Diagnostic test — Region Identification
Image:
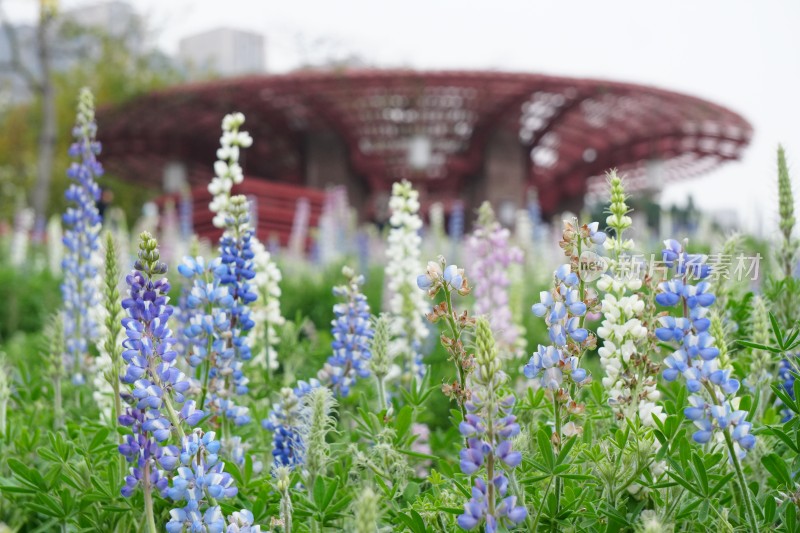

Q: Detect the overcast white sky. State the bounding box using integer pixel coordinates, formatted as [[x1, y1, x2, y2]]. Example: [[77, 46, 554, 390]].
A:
[[7, 0, 800, 236]]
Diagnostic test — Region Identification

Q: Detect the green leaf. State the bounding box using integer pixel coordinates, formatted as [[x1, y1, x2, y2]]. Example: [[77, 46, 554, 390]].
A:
[[690, 452, 708, 495], [7, 458, 45, 489], [762, 453, 792, 487], [666, 470, 702, 496], [312, 476, 326, 511], [709, 472, 735, 497], [88, 427, 110, 453], [537, 428, 555, 472], [557, 436, 577, 465], [395, 405, 413, 441], [769, 312, 784, 348], [736, 340, 782, 353]]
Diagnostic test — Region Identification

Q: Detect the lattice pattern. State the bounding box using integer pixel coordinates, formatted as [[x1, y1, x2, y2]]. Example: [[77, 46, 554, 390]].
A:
[[99, 70, 751, 216]]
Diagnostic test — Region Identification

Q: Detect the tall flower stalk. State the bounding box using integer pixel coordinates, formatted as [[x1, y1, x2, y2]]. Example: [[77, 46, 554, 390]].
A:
[[656, 238, 757, 532], [457, 318, 526, 531], [370, 314, 392, 411], [466, 202, 524, 359], [318, 266, 373, 397], [418, 258, 474, 419], [208, 113, 253, 229], [526, 219, 604, 517], [119, 232, 202, 532], [598, 172, 663, 427], [61, 87, 103, 384], [250, 238, 285, 379], [385, 180, 429, 383], [101, 232, 124, 459]]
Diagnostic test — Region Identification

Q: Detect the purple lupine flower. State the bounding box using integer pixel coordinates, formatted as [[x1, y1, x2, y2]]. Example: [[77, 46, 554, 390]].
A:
[[118, 232, 202, 501], [657, 238, 756, 457], [466, 203, 525, 356], [319, 267, 373, 397], [457, 318, 526, 531], [61, 88, 103, 384]]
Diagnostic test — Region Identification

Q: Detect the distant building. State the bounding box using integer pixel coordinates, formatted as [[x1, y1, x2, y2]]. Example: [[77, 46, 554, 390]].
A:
[[178, 28, 265, 78], [99, 70, 753, 244]]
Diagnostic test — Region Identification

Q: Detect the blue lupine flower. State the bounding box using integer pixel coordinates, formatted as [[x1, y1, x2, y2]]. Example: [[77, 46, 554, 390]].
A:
[[586, 221, 607, 245], [167, 429, 239, 532], [324, 268, 374, 397], [657, 238, 755, 457], [166, 503, 225, 533], [188, 196, 259, 427], [61, 88, 103, 384], [118, 232, 202, 497], [524, 344, 588, 390], [778, 357, 797, 421], [526, 262, 591, 392], [263, 379, 320, 468], [226, 509, 260, 532]]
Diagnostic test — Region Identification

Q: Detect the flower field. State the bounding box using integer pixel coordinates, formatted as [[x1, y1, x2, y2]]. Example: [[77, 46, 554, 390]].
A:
[[0, 87, 799, 533]]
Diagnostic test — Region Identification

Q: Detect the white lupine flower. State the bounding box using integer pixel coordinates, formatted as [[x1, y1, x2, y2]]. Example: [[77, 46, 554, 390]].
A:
[[208, 113, 252, 229], [384, 181, 429, 381], [599, 173, 662, 430], [249, 238, 284, 371]]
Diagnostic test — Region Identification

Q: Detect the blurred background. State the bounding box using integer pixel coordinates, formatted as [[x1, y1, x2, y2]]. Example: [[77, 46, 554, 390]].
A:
[[0, 0, 793, 430], [0, 0, 797, 244]]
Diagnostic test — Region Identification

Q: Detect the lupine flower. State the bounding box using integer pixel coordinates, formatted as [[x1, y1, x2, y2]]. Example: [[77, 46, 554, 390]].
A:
[[418, 256, 476, 410], [778, 357, 797, 422], [62, 87, 104, 384], [118, 404, 174, 497], [198, 196, 258, 427], [287, 197, 311, 259], [118, 232, 202, 499], [466, 202, 525, 358], [208, 112, 253, 229], [166, 429, 252, 533], [227, 509, 261, 533], [354, 486, 380, 533], [262, 380, 320, 468], [385, 180, 429, 380], [597, 171, 664, 427], [657, 238, 756, 458], [318, 266, 373, 397], [457, 318, 526, 532], [249, 238, 284, 373], [525, 262, 591, 390], [303, 387, 337, 488]]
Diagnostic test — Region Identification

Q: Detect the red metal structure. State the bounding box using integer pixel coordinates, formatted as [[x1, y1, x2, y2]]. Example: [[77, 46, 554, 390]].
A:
[[99, 69, 751, 240]]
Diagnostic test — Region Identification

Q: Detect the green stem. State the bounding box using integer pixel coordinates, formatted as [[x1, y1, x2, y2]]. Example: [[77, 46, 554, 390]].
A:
[[143, 463, 158, 533], [281, 491, 293, 533], [532, 474, 554, 532], [443, 288, 468, 424], [163, 395, 186, 441], [53, 374, 63, 430], [724, 431, 759, 533], [376, 376, 387, 412], [509, 471, 535, 531], [552, 396, 562, 527]]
